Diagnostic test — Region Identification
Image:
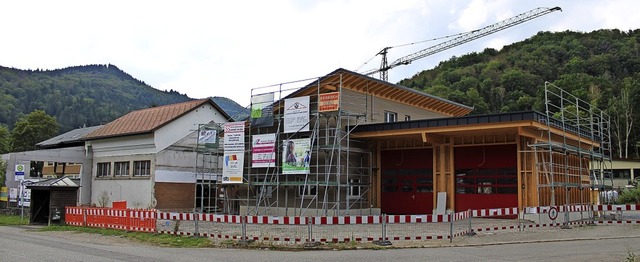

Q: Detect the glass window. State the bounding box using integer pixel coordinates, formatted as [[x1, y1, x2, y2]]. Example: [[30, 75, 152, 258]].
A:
[[97, 162, 110, 177], [384, 111, 397, 123], [612, 169, 631, 179], [349, 178, 361, 197], [298, 181, 317, 196], [133, 160, 151, 177], [455, 168, 517, 194], [405, 115, 411, 121], [114, 162, 130, 177]]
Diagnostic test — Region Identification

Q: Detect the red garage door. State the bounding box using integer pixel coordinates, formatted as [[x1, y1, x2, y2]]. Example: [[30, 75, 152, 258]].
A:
[[454, 145, 518, 212], [381, 149, 433, 214]]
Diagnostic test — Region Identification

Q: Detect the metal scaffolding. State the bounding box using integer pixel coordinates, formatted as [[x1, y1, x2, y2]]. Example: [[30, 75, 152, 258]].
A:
[[529, 82, 612, 208], [245, 73, 373, 216], [193, 123, 225, 214]]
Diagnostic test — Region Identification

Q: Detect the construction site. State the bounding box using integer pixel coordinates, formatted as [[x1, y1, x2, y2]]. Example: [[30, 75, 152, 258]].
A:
[[190, 6, 613, 216]]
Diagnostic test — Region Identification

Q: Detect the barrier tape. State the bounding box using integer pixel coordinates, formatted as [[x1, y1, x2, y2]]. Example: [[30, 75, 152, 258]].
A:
[[472, 207, 519, 218], [70, 204, 640, 243]]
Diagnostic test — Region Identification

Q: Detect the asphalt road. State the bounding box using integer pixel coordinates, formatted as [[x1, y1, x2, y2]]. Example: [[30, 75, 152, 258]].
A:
[[1, 225, 639, 262]]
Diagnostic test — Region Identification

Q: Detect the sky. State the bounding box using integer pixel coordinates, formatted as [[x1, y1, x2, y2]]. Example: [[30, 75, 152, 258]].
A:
[[2, 0, 640, 107]]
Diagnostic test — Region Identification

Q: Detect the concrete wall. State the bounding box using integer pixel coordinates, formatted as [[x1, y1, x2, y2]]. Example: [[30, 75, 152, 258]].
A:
[[89, 152, 155, 207], [3, 147, 92, 205], [88, 134, 155, 157], [91, 179, 152, 208]]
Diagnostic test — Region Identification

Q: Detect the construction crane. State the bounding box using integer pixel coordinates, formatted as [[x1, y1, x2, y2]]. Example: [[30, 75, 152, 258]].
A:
[[367, 6, 562, 82]]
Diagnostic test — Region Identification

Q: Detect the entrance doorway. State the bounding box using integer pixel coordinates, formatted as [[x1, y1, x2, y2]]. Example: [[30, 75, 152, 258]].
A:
[[381, 149, 433, 214], [454, 145, 518, 212]]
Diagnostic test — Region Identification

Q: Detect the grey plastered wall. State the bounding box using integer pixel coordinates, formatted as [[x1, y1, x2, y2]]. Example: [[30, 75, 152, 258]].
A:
[[4, 147, 91, 205]]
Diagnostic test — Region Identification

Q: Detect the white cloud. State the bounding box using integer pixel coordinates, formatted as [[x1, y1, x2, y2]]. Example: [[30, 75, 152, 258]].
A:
[[1, 0, 640, 107]]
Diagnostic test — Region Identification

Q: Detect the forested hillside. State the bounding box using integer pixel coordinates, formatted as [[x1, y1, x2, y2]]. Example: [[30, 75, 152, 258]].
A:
[[399, 29, 640, 158], [0, 64, 191, 132]]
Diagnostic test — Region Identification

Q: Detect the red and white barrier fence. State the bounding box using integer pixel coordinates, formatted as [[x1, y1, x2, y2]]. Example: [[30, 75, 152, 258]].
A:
[[68, 204, 640, 244], [472, 207, 519, 218], [593, 204, 640, 212]]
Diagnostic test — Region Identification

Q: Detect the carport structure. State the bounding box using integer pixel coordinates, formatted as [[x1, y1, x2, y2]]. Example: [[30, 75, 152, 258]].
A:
[[26, 177, 79, 225], [351, 110, 603, 214]]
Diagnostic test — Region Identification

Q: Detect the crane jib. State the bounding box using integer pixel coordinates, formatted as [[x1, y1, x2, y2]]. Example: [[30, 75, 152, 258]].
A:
[[370, 6, 562, 82]]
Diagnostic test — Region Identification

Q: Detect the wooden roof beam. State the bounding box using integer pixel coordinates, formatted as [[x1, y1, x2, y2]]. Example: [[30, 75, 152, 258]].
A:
[[422, 133, 446, 144]]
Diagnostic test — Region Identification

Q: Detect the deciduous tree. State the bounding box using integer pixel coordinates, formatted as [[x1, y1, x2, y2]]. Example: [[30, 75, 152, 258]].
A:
[[9, 110, 59, 152]]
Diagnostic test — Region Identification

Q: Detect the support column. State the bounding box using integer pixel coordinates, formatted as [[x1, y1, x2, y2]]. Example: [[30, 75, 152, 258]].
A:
[[433, 142, 454, 212]]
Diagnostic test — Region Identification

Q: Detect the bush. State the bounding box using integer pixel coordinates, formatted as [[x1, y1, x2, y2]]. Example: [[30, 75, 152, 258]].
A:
[[617, 188, 640, 204]]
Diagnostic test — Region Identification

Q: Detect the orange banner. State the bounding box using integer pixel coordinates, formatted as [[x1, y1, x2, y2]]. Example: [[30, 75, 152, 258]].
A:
[[319, 92, 339, 112]]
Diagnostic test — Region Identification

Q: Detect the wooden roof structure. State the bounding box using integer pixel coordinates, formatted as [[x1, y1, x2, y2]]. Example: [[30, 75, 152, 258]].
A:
[[285, 68, 473, 117]]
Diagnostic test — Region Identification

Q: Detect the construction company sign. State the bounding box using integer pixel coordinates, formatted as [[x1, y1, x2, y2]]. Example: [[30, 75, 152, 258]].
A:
[[222, 122, 245, 184], [284, 96, 310, 133], [319, 92, 340, 112]]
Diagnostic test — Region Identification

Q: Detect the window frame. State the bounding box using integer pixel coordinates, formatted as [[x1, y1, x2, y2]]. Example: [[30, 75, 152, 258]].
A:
[[96, 162, 111, 177], [348, 178, 362, 198], [133, 160, 151, 177], [298, 181, 317, 197], [113, 161, 130, 177], [384, 111, 398, 123]]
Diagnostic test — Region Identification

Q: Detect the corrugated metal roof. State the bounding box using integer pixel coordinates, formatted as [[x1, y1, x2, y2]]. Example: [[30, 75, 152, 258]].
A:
[[36, 125, 103, 149], [84, 98, 226, 140], [27, 177, 79, 188]]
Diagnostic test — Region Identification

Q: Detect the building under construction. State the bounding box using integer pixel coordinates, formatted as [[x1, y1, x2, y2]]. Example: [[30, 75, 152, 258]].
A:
[[193, 68, 611, 216]]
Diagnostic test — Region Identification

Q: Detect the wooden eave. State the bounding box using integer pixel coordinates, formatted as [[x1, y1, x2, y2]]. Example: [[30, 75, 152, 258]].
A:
[[351, 120, 600, 147], [275, 69, 473, 117]]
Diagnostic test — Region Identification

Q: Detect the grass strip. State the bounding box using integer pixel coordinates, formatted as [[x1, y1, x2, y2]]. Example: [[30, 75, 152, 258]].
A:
[[0, 215, 28, 226], [39, 225, 215, 248]]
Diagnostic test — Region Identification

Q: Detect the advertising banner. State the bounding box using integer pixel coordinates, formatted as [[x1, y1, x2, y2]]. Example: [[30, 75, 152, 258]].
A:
[[222, 152, 244, 184], [282, 138, 311, 174], [250, 93, 274, 127], [284, 96, 310, 133], [223, 122, 245, 184], [197, 127, 218, 149], [252, 133, 276, 168], [319, 92, 340, 112], [223, 122, 245, 152]]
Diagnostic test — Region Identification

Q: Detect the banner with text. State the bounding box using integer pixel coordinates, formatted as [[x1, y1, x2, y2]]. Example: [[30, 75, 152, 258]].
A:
[[319, 92, 340, 112], [284, 96, 310, 133], [252, 133, 276, 168], [223, 122, 245, 184]]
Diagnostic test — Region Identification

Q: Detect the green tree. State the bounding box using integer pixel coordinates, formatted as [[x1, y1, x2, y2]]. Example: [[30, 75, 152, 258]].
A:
[[9, 110, 59, 152], [0, 159, 6, 186], [0, 126, 9, 154]]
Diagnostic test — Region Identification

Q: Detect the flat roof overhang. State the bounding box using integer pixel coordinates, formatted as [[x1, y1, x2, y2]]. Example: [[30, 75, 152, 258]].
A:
[[350, 111, 600, 147]]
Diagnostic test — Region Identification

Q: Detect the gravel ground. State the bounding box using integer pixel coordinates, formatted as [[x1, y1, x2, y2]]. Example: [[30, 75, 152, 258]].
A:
[[28, 219, 640, 250]]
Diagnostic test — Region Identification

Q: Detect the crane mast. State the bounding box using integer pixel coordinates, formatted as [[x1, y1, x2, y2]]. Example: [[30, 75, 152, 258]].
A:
[[371, 6, 562, 82]]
